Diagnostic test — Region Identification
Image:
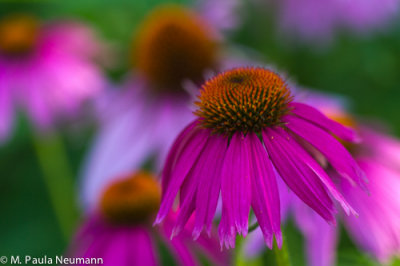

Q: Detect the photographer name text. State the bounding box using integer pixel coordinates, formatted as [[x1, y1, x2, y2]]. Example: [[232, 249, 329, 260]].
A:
[[0, 255, 103, 265]]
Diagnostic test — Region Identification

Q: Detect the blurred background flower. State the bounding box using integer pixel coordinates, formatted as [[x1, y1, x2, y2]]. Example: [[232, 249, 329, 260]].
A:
[[294, 94, 400, 265], [0, 13, 106, 141], [69, 171, 229, 266], [80, 2, 243, 212], [274, 0, 399, 42]]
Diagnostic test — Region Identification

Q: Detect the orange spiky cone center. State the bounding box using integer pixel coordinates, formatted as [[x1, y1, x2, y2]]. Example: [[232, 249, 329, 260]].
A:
[[100, 172, 161, 225], [0, 14, 39, 55], [195, 67, 293, 136], [134, 5, 218, 92]]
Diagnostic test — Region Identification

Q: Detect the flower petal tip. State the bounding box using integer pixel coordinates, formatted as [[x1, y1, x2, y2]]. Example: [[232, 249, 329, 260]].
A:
[[170, 226, 182, 240], [192, 228, 201, 240], [153, 214, 165, 226]]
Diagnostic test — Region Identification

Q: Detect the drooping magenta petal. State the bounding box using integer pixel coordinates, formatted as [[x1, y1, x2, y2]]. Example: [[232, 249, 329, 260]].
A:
[[247, 132, 282, 248], [273, 127, 357, 216], [169, 133, 226, 240], [100, 231, 129, 266], [219, 133, 251, 248], [263, 128, 336, 224], [162, 212, 228, 266], [160, 215, 198, 266], [192, 134, 227, 239], [289, 102, 360, 142], [341, 159, 400, 262], [156, 123, 209, 224], [294, 199, 337, 266], [162, 120, 199, 199], [283, 115, 366, 189], [171, 130, 227, 238], [168, 239, 198, 266], [130, 227, 158, 266], [218, 209, 236, 249], [172, 176, 198, 237]]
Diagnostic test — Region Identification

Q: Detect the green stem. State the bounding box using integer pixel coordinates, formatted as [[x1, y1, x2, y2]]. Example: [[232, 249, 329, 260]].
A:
[[248, 221, 259, 233], [391, 258, 400, 266], [273, 234, 291, 266], [234, 236, 246, 266], [32, 132, 79, 242]]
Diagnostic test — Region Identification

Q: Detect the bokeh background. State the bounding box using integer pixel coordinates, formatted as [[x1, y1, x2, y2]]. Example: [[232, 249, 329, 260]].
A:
[[1, 0, 400, 265]]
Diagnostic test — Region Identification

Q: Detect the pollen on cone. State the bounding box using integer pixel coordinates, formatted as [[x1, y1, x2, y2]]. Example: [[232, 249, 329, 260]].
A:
[[195, 67, 293, 135]]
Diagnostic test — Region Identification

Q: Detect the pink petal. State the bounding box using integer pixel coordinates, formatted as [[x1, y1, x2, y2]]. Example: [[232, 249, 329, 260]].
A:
[[219, 133, 251, 248], [247, 132, 282, 248], [263, 128, 336, 224], [274, 127, 357, 216], [289, 102, 360, 142], [162, 120, 199, 199], [156, 123, 209, 224], [284, 115, 366, 189], [130, 227, 158, 266], [193, 134, 227, 239]]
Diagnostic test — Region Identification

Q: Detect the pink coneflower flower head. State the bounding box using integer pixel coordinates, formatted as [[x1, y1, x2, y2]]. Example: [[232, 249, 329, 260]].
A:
[[70, 171, 228, 266], [155, 67, 365, 249], [133, 5, 219, 91], [0, 14, 104, 140], [290, 94, 400, 265], [81, 4, 241, 210]]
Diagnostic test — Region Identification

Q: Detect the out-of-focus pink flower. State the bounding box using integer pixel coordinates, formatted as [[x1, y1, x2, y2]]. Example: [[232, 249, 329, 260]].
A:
[[277, 0, 399, 41], [69, 172, 229, 266], [0, 14, 106, 141], [195, 0, 242, 32], [293, 197, 338, 266], [293, 93, 400, 265], [155, 67, 364, 249], [81, 3, 243, 211]]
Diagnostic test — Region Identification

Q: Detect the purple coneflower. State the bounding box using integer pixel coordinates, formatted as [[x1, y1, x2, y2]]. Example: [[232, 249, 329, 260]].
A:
[[155, 67, 365, 249], [292, 98, 400, 265], [81, 3, 242, 211], [69, 172, 229, 266], [0, 14, 105, 140]]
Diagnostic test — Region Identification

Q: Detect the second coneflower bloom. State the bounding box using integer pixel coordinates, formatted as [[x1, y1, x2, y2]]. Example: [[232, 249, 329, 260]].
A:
[[0, 14, 105, 141], [155, 67, 365, 249]]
